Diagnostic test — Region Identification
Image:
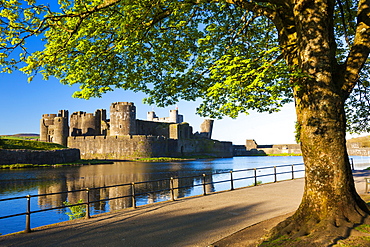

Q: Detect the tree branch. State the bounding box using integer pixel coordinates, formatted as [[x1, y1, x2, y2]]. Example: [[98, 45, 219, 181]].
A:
[[342, 0, 370, 98]]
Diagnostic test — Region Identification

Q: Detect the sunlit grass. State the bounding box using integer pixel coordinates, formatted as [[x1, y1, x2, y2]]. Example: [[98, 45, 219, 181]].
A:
[[0, 159, 114, 169], [0, 138, 66, 150]]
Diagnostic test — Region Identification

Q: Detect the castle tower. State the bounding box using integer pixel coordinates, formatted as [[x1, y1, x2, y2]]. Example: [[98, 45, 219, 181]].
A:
[[40, 110, 69, 146], [110, 102, 136, 136], [200, 119, 214, 139], [81, 113, 96, 136], [246, 139, 258, 150], [95, 109, 106, 135], [40, 114, 57, 142], [169, 110, 178, 123], [147, 111, 156, 121], [70, 111, 83, 136], [53, 110, 69, 146]]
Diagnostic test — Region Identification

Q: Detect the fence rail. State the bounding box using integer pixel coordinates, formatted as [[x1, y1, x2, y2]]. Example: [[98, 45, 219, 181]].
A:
[[0, 163, 305, 234]]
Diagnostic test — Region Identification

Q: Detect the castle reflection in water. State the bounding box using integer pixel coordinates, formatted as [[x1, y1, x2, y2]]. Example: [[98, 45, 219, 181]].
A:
[[1, 161, 216, 213]]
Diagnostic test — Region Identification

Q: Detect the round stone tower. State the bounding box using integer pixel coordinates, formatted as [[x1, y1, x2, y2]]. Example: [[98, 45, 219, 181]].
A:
[[53, 110, 69, 146], [82, 113, 96, 136], [110, 102, 136, 136]]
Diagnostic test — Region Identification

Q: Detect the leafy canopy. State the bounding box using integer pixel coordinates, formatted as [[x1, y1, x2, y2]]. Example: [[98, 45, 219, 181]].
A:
[[0, 0, 369, 130]]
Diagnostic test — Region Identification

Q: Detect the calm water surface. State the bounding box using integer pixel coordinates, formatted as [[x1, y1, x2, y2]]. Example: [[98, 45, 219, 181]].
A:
[[0, 156, 368, 235]]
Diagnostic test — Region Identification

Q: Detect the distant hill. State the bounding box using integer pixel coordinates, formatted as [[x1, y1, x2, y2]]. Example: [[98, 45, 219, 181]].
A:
[[13, 133, 39, 137], [347, 136, 370, 148], [0, 134, 40, 140]]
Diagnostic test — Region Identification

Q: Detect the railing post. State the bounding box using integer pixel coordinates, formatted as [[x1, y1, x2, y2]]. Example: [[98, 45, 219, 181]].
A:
[[274, 166, 277, 182], [85, 188, 90, 219], [230, 171, 234, 190], [131, 182, 136, 208], [202, 174, 207, 195], [254, 168, 257, 186], [291, 165, 294, 179], [25, 195, 31, 233], [170, 177, 175, 201]]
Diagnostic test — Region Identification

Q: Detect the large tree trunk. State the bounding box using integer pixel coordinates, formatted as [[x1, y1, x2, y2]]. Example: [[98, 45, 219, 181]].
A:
[[264, 82, 370, 245], [263, 0, 370, 245]]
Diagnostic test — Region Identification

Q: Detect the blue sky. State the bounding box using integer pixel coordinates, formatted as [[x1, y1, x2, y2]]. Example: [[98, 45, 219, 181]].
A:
[[0, 68, 303, 145]]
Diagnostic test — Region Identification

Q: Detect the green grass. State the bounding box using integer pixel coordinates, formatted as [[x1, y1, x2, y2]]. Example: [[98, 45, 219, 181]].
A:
[[0, 138, 66, 150], [266, 153, 302, 156], [134, 157, 196, 162], [244, 153, 302, 157], [0, 159, 114, 169], [133, 155, 220, 162]]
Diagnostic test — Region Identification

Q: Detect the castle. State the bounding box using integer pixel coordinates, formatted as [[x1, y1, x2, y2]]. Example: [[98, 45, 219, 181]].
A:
[[40, 102, 233, 159]]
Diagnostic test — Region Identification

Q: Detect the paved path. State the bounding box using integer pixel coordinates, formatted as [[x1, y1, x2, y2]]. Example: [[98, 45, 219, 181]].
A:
[[1, 170, 369, 247]]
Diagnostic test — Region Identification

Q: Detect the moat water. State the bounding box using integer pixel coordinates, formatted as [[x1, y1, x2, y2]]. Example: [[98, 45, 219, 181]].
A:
[[1, 156, 369, 236]]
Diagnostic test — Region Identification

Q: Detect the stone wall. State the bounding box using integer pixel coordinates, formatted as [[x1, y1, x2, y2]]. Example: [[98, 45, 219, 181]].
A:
[[135, 120, 171, 138], [0, 148, 80, 165], [347, 147, 370, 156], [68, 135, 177, 159], [233, 140, 302, 156], [68, 135, 233, 159], [178, 139, 233, 157]]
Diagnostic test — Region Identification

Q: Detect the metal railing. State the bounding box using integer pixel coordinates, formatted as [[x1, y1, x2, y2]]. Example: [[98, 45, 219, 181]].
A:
[[0, 163, 305, 234]]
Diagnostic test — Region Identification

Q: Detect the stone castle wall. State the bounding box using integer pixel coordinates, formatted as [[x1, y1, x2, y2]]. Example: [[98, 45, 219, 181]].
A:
[[233, 140, 301, 156], [0, 149, 80, 165], [68, 135, 233, 159], [178, 139, 233, 157]]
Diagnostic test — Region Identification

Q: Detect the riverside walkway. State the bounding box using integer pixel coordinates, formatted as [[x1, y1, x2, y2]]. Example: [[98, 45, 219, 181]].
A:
[[1, 170, 369, 247]]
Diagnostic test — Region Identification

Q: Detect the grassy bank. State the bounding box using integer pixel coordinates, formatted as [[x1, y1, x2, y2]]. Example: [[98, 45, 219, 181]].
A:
[[0, 160, 114, 169], [266, 153, 302, 156], [242, 153, 302, 157], [0, 138, 66, 150], [133, 155, 219, 162], [134, 157, 196, 162]]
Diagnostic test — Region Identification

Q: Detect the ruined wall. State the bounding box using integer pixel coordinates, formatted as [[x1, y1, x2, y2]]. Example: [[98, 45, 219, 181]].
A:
[[347, 147, 370, 156], [177, 139, 233, 157], [169, 123, 192, 140], [0, 148, 80, 165], [135, 120, 171, 138], [68, 135, 178, 159], [70, 109, 106, 136], [257, 144, 302, 155], [147, 109, 183, 123], [67, 136, 232, 159], [199, 119, 214, 139], [40, 114, 57, 142], [233, 140, 301, 156]]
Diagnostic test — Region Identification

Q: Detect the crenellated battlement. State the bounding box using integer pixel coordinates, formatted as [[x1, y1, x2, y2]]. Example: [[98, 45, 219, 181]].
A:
[[42, 114, 57, 118]]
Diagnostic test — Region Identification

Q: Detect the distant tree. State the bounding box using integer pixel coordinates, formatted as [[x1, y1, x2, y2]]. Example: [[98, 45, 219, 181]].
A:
[[2, 0, 370, 245]]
